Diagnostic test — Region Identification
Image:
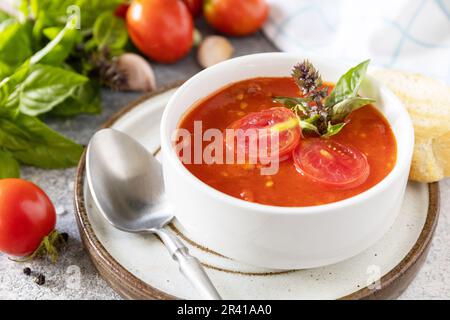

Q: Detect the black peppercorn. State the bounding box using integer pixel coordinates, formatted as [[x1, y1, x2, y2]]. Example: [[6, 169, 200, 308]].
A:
[[23, 267, 31, 276], [61, 232, 69, 243], [34, 274, 45, 286]]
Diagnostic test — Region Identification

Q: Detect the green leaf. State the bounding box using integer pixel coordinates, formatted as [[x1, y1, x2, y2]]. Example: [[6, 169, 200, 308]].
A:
[[31, 12, 47, 43], [0, 61, 14, 80], [0, 149, 20, 178], [0, 10, 12, 23], [0, 60, 30, 108], [93, 11, 128, 51], [0, 21, 32, 71], [31, 0, 121, 31], [18, 64, 88, 116], [0, 20, 78, 110], [30, 16, 75, 65], [76, 0, 123, 29], [331, 97, 375, 122], [0, 113, 84, 168], [304, 114, 320, 124], [323, 122, 346, 138], [325, 60, 370, 108], [299, 120, 319, 135], [49, 81, 101, 117], [29, 0, 72, 43], [18, 0, 30, 19], [30, 0, 75, 28], [40, 26, 81, 65], [273, 96, 309, 109]]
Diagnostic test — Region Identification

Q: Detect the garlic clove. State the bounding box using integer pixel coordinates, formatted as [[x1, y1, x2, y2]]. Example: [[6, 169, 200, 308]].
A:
[[197, 35, 234, 69], [116, 53, 156, 92]]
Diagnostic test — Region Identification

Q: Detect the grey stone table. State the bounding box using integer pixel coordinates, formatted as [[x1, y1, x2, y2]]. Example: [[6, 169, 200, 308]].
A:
[[0, 28, 449, 300]]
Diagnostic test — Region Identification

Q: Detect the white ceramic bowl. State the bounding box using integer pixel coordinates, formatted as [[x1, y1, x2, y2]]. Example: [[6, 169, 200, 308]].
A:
[[160, 53, 414, 269]]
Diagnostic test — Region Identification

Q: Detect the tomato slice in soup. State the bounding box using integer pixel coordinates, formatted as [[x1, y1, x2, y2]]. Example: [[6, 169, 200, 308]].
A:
[[226, 107, 301, 162], [293, 138, 370, 189]]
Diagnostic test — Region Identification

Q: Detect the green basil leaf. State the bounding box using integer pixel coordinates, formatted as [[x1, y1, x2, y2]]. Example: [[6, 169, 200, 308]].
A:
[[0, 10, 12, 23], [304, 114, 320, 124], [0, 61, 14, 80], [29, 0, 72, 42], [273, 96, 310, 109], [1, 19, 80, 110], [40, 26, 81, 65], [31, 12, 47, 42], [93, 11, 128, 51], [0, 60, 30, 108], [30, 0, 67, 17], [18, 64, 88, 116], [323, 122, 346, 138], [30, 16, 75, 65], [331, 97, 375, 122], [299, 120, 319, 135], [0, 115, 39, 150], [30, 0, 75, 27], [0, 113, 83, 168], [18, 0, 30, 18], [0, 21, 32, 71], [325, 60, 370, 108], [0, 149, 20, 178], [76, 0, 122, 29], [49, 80, 101, 117]]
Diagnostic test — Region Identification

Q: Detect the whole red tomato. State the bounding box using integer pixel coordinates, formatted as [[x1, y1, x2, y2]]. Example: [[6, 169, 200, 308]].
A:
[[0, 179, 56, 257], [182, 0, 202, 17], [126, 0, 194, 63], [204, 0, 269, 36], [114, 3, 130, 18]]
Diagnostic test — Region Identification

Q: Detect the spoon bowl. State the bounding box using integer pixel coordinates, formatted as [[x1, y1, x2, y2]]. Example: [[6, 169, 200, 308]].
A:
[[87, 129, 171, 232]]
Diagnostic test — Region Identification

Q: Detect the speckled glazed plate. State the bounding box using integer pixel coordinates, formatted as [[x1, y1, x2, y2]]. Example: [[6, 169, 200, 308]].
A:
[[74, 83, 440, 300]]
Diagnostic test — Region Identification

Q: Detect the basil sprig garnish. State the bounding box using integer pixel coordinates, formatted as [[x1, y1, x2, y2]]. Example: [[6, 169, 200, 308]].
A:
[[274, 59, 375, 137]]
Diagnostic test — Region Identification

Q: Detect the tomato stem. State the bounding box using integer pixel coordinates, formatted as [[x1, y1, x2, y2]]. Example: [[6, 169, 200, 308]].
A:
[[8, 230, 67, 263]]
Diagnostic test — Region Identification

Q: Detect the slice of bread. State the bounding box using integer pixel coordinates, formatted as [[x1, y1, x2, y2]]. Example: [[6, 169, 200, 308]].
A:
[[372, 69, 450, 182]]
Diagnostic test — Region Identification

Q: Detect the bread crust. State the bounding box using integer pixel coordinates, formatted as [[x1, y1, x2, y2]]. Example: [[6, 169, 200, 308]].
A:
[[372, 69, 450, 182]]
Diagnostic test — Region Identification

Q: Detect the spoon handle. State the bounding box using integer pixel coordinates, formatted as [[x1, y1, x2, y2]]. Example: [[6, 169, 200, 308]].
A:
[[156, 227, 222, 300]]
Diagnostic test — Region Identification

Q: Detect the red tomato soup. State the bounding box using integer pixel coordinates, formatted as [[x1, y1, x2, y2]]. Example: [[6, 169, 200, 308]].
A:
[[177, 77, 397, 207]]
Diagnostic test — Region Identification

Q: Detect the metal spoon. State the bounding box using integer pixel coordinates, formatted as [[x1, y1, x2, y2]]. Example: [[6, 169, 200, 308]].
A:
[[86, 128, 222, 300]]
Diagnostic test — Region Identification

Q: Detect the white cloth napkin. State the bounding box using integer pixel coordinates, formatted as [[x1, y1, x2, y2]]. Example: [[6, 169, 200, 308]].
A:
[[263, 0, 450, 83]]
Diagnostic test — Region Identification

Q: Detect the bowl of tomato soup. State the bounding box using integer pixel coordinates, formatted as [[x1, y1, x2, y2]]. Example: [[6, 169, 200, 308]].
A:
[[161, 53, 414, 269]]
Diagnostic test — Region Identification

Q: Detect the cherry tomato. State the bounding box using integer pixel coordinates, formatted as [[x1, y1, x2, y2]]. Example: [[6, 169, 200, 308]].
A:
[[126, 0, 194, 63], [292, 139, 370, 189], [114, 3, 130, 18], [182, 0, 203, 17], [0, 179, 56, 257], [226, 107, 301, 162], [204, 0, 269, 36]]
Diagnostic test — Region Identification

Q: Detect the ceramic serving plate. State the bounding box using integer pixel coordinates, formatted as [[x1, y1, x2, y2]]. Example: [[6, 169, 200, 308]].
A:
[[74, 84, 440, 299]]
